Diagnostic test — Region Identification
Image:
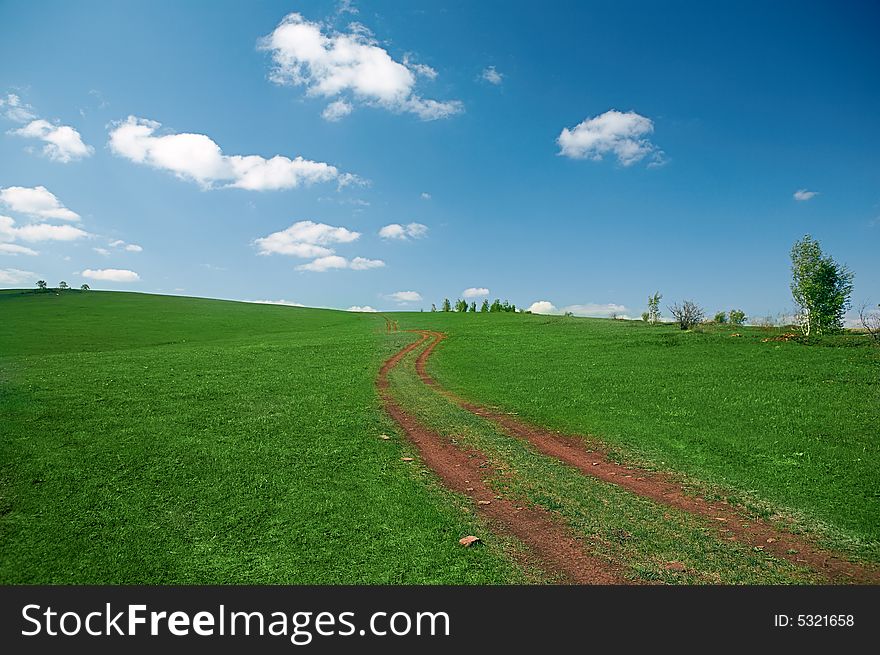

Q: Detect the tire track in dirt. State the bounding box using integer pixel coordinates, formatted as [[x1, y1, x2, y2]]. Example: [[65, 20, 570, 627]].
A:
[[413, 330, 879, 584], [379, 332, 625, 584]]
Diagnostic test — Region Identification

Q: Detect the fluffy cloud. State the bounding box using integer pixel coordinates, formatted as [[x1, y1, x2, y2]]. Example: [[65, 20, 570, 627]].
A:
[[378, 222, 428, 240], [81, 268, 140, 282], [0, 267, 36, 284], [388, 290, 422, 303], [0, 215, 89, 243], [108, 239, 143, 253], [296, 255, 349, 272], [462, 287, 489, 298], [793, 189, 818, 201], [481, 66, 503, 85], [259, 13, 463, 121], [322, 99, 353, 122], [0, 243, 38, 256], [0, 186, 80, 220], [347, 305, 378, 312], [420, 192, 431, 200], [558, 110, 662, 166], [526, 300, 630, 318], [11, 119, 94, 162], [248, 299, 306, 307], [0, 94, 36, 123], [93, 247, 111, 256], [255, 220, 360, 257], [108, 116, 353, 190], [527, 300, 557, 314], [349, 256, 384, 270]]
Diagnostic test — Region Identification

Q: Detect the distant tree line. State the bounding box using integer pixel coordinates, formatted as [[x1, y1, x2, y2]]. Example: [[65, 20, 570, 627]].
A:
[[431, 298, 519, 313], [35, 280, 89, 292]]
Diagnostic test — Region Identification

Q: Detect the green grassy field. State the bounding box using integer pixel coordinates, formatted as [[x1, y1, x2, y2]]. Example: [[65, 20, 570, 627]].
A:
[[396, 312, 879, 558], [2, 290, 876, 584], [0, 290, 520, 583]]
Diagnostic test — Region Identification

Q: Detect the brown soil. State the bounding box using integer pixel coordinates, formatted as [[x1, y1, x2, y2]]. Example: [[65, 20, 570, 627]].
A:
[[412, 330, 879, 584], [379, 332, 625, 584]]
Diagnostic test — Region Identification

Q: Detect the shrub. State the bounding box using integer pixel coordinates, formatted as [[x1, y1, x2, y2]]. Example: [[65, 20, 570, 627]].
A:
[[728, 309, 746, 326], [668, 300, 705, 330], [714, 311, 727, 324]]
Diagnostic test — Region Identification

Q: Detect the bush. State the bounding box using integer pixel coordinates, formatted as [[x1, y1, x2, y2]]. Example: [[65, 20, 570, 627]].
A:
[[728, 309, 746, 326], [668, 300, 705, 330], [714, 311, 727, 324]]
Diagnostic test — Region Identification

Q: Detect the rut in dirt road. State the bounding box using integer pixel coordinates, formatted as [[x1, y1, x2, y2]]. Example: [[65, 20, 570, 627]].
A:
[[411, 330, 879, 585], [378, 332, 626, 585]]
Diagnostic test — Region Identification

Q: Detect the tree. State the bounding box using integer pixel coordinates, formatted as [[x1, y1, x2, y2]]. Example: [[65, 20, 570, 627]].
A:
[[790, 235, 854, 336], [469, 301, 477, 312], [490, 299, 502, 312], [859, 303, 880, 344], [58, 281, 69, 291], [713, 311, 727, 324], [80, 284, 90, 291], [480, 299, 489, 313], [641, 311, 650, 323], [36, 280, 47, 292], [454, 298, 468, 312], [728, 309, 746, 326], [668, 300, 704, 330], [646, 292, 662, 325], [431, 303, 437, 312], [441, 298, 452, 312]]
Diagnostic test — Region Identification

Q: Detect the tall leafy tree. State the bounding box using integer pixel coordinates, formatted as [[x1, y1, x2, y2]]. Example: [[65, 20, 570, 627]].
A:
[[480, 299, 490, 312], [790, 235, 854, 336], [36, 280, 47, 291], [441, 298, 452, 312], [469, 301, 477, 312]]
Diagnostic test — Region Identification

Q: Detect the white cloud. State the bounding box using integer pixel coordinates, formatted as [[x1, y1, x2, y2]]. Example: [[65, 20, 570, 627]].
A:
[[255, 220, 360, 257], [558, 109, 662, 166], [527, 299, 630, 317], [562, 303, 629, 317], [11, 119, 94, 162], [0, 215, 89, 242], [259, 13, 463, 121], [0, 267, 36, 284], [481, 66, 503, 85], [81, 268, 140, 282], [420, 192, 431, 200], [347, 305, 377, 312], [378, 222, 428, 240], [0, 243, 38, 256], [108, 239, 143, 252], [93, 247, 111, 256], [248, 299, 306, 307], [0, 94, 36, 123], [321, 99, 353, 121], [125, 243, 143, 252], [463, 287, 489, 298], [527, 300, 558, 314], [296, 255, 349, 272], [0, 185, 80, 220], [349, 256, 384, 270], [389, 290, 422, 303], [793, 189, 818, 201], [108, 116, 351, 191]]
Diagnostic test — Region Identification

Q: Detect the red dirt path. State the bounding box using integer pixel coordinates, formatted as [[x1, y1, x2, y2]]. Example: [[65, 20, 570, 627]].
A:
[[379, 332, 625, 584], [412, 330, 879, 585]]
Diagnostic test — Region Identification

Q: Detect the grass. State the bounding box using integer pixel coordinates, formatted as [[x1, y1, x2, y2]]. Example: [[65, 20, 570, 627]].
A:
[[0, 290, 522, 583], [394, 312, 879, 559], [386, 341, 822, 584]]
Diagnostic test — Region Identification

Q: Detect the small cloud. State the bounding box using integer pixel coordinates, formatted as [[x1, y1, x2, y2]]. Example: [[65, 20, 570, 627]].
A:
[[10, 119, 94, 163], [93, 247, 111, 256], [462, 287, 489, 298], [562, 302, 629, 318], [0, 185, 80, 220], [388, 290, 422, 303], [481, 66, 503, 85], [420, 192, 431, 200], [295, 255, 384, 272], [349, 256, 385, 270], [0, 267, 37, 284], [322, 99, 353, 122], [255, 220, 360, 257], [248, 299, 306, 307], [0, 243, 39, 256], [557, 109, 662, 166], [527, 300, 558, 314], [0, 215, 89, 242], [81, 268, 140, 282], [0, 93, 36, 123], [793, 189, 818, 201], [347, 305, 378, 312], [378, 222, 428, 240]]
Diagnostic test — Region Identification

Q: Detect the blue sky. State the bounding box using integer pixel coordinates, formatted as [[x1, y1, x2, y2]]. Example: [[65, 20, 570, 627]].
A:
[[1, 0, 877, 320]]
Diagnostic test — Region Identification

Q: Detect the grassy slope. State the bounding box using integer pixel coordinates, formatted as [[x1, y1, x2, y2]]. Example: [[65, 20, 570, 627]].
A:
[[0, 291, 520, 584], [395, 312, 879, 556]]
